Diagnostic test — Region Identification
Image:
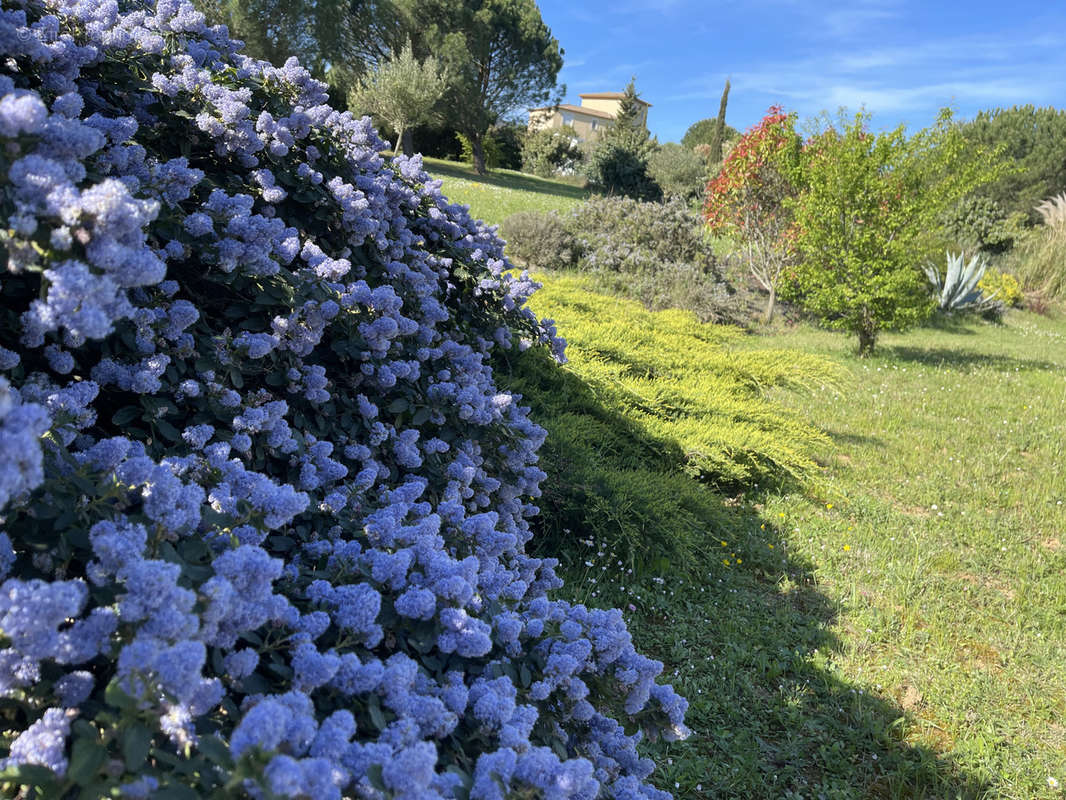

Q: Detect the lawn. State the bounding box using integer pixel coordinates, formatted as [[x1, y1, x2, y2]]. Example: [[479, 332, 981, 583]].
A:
[[422, 156, 588, 225], [426, 157, 1066, 798], [541, 302, 1066, 800]]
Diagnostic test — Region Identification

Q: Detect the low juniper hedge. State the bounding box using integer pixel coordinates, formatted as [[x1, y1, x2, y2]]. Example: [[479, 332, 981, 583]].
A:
[[0, 1, 687, 797]]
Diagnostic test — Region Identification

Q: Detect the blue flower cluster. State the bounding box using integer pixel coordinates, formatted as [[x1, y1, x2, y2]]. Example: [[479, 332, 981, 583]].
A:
[[0, 1, 686, 796]]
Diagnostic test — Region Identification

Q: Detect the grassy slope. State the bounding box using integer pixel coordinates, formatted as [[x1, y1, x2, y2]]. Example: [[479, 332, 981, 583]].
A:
[[429, 159, 1066, 798], [743, 316, 1066, 797], [422, 156, 587, 225]]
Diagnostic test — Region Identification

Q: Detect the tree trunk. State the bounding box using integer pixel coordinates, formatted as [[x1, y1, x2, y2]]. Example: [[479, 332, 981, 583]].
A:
[[394, 126, 404, 155], [470, 132, 487, 175], [401, 128, 414, 156], [762, 285, 776, 325], [857, 325, 876, 357]]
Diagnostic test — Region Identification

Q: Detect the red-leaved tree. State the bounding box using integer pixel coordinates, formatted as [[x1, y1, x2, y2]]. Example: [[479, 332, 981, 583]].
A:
[[704, 106, 802, 323]]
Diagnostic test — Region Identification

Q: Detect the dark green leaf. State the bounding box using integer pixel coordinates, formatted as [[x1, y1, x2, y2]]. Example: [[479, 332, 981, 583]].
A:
[[122, 724, 152, 771], [366, 763, 385, 792], [154, 784, 200, 800], [0, 764, 59, 788], [104, 680, 138, 712], [111, 406, 141, 426], [156, 419, 182, 442], [196, 734, 233, 768], [368, 694, 386, 730], [67, 737, 107, 785]]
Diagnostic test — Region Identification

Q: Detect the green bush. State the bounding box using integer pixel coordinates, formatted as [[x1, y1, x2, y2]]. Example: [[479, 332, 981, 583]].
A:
[[585, 139, 662, 201], [456, 125, 522, 169], [568, 195, 713, 269], [500, 211, 579, 268], [511, 275, 842, 567], [588, 264, 732, 324], [521, 124, 584, 177], [940, 196, 1025, 255], [563, 195, 736, 322], [646, 142, 706, 200], [487, 121, 524, 170]]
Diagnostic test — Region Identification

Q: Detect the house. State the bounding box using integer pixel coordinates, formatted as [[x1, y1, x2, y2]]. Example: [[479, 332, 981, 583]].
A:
[[528, 91, 651, 143]]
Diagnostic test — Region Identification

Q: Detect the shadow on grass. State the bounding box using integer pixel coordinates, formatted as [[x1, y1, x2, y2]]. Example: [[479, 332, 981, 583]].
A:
[[822, 428, 886, 448], [921, 313, 982, 335], [420, 158, 590, 203], [502, 349, 989, 799], [886, 345, 1059, 373]]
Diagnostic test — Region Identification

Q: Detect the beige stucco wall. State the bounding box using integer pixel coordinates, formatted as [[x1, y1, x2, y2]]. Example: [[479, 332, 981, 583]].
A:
[[528, 109, 612, 142], [578, 97, 620, 117], [579, 97, 648, 128]]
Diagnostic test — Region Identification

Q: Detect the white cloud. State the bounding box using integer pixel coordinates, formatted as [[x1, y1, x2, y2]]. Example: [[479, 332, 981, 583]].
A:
[[668, 24, 1066, 121]]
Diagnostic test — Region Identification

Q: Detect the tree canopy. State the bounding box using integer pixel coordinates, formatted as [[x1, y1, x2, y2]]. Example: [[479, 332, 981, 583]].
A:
[[784, 109, 1006, 355], [414, 0, 563, 174], [960, 105, 1066, 222], [349, 44, 448, 154], [681, 118, 739, 151]]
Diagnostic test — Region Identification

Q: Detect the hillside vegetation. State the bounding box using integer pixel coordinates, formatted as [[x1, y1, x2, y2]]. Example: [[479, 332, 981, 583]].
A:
[[505, 273, 841, 567], [435, 160, 1066, 797]]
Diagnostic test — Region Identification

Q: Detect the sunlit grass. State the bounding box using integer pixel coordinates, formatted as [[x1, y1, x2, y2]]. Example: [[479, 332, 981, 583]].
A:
[[421, 155, 1066, 798], [423, 156, 588, 226], [552, 311, 1066, 798]]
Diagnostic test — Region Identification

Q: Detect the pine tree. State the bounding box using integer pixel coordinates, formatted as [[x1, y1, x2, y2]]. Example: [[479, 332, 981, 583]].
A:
[[587, 77, 661, 200], [601, 77, 653, 158], [613, 77, 643, 130]]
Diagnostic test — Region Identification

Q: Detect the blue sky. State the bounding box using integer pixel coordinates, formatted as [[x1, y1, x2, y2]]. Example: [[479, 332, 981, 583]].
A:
[[533, 0, 1066, 142]]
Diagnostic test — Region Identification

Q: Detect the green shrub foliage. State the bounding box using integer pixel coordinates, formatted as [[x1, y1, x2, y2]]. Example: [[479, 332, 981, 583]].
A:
[[940, 196, 1024, 255], [961, 105, 1066, 222], [585, 141, 662, 201], [512, 276, 840, 567], [0, 2, 688, 797], [646, 143, 705, 201], [564, 197, 735, 323], [521, 125, 584, 178], [500, 211, 579, 269], [585, 79, 660, 201]]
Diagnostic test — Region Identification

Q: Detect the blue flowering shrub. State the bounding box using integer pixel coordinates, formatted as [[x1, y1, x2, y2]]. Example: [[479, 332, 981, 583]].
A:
[[0, 1, 687, 797]]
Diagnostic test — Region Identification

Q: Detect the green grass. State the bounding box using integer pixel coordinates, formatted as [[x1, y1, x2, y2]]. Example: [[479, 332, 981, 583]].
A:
[[423, 156, 588, 226], [421, 158, 1066, 798], [541, 310, 1066, 799]]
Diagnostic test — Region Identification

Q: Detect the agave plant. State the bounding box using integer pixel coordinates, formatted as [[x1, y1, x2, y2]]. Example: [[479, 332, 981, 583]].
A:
[[924, 251, 1002, 314]]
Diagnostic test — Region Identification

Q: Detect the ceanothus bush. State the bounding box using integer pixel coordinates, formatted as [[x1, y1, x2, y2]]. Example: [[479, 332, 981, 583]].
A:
[[0, 1, 688, 797]]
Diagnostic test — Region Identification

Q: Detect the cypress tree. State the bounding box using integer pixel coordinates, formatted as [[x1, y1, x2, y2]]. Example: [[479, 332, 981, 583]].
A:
[[709, 78, 731, 164]]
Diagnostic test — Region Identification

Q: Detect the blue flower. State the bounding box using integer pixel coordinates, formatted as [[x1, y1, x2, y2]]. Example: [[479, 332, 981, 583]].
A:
[[2, 708, 73, 776]]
